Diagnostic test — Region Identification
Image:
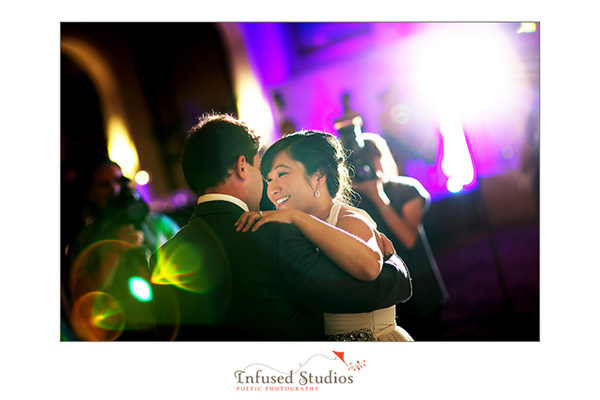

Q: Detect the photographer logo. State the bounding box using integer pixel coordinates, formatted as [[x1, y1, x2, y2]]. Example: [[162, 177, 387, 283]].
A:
[[234, 351, 366, 392]]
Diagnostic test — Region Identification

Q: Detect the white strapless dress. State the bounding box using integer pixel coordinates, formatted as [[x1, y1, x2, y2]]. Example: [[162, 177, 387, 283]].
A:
[[323, 201, 413, 341]]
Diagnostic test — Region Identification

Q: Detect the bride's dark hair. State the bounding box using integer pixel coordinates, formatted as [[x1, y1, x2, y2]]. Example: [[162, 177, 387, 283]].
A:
[[260, 131, 354, 204]]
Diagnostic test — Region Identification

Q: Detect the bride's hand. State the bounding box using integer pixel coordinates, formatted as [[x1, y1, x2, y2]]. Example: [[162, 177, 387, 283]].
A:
[[235, 210, 298, 232], [379, 232, 396, 260]]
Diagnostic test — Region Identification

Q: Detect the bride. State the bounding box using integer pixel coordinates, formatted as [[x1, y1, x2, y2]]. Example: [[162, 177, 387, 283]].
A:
[[235, 131, 413, 341]]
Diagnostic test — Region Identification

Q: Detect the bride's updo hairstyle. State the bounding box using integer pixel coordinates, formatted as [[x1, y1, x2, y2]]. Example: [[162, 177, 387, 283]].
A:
[[260, 131, 354, 204]]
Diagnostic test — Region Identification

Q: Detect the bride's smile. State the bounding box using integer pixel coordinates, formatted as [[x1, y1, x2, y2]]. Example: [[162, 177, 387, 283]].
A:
[[265, 151, 321, 214]]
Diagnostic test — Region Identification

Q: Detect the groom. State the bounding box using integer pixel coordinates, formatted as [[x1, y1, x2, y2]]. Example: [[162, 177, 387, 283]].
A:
[[149, 113, 412, 340]]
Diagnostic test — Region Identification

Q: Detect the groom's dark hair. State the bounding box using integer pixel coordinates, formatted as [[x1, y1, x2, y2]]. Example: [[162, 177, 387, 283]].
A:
[[182, 113, 261, 196]]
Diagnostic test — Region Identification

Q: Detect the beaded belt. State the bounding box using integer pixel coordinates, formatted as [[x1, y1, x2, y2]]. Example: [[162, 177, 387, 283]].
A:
[[325, 328, 376, 341]]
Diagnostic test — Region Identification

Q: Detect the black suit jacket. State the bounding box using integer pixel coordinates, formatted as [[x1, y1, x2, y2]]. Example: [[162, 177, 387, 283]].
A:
[[149, 200, 411, 341]]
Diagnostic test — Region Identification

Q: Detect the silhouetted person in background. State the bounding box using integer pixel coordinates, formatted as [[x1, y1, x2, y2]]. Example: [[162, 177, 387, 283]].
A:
[[66, 159, 179, 261], [62, 158, 179, 340], [334, 92, 363, 133], [273, 90, 297, 138], [338, 120, 448, 340], [520, 113, 540, 206]]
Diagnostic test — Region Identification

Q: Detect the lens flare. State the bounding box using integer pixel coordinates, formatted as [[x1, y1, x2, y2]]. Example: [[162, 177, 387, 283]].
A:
[[134, 170, 150, 186], [172, 192, 188, 207], [70, 240, 148, 301], [68, 239, 157, 337], [129, 277, 153, 302], [391, 104, 410, 124], [70, 291, 126, 341], [151, 242, 229, 294]]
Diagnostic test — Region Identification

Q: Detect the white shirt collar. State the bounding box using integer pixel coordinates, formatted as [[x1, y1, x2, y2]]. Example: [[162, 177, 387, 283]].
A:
[[197, 193, 249, 212]]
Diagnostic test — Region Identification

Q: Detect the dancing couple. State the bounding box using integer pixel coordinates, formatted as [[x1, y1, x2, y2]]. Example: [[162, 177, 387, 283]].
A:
[[150, 113, 413, 341]]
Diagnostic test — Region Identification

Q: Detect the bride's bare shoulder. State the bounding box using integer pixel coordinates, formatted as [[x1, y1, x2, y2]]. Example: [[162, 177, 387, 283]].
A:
[[337, 203, 377, 228]]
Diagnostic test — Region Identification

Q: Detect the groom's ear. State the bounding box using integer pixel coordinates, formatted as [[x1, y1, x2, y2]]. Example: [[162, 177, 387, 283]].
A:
[[233, 155, 248, 179]]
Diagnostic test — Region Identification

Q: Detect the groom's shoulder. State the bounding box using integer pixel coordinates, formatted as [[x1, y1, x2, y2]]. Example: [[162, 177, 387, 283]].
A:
[[253, 220, 304, 241], [249, 222, 314, 257]]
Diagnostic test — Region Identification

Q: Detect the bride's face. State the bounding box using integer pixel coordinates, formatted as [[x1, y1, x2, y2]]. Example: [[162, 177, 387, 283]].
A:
[[265, 150, 319, 213]]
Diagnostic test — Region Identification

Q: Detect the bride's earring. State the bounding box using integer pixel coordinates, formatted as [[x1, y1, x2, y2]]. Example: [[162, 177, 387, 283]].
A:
[[314, 187, 321, 198]]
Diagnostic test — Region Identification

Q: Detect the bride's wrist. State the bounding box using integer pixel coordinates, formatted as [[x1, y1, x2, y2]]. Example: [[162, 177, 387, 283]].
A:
[[287, 209, 299, 226]]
